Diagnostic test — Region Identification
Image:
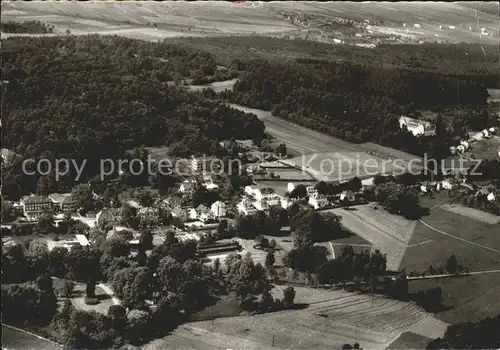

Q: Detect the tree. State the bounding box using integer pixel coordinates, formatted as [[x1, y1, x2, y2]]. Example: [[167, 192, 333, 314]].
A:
[[265, 250, 275, 268], [235, 214, 257, 239], [59, 280, 75, 298], [121, 204, 139, 229], [139, 229, 154, 250], [283, 286, 295, 309], [446, 255, 458, 274], [290, 184, 307, 199], [86, 277, 96, 298], [276, 143, 287, 157], [72, 184, 94, 212]]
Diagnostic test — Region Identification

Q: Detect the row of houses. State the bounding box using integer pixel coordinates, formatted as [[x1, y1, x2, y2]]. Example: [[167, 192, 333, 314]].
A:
[[237, 184, 359, 214], [11, 193, 77, 221], [451, 127, 499, 155], [419, 178, 497, 202], [170, 200, 227, 222]]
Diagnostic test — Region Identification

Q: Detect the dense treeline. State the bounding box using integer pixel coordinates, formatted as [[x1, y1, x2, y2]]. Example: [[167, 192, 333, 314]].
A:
[[1, 20, 52, 34], [218, 56, 492, 156], [173, 36, 499, 77], [427, 315, 500, 349], [1, 35, 265, 199]]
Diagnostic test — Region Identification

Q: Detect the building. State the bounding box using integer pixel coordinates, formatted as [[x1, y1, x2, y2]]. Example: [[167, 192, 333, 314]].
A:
[[237, 199, 257, 215], [487, 192, 496, 202], [210, 201, 226, 218], [413, 23, 421, 29], [287, 183, 295, 193], [138, 207, 160, 226], [308, 194, 329, 209], [280, 197, 294, 209], [340, 190, 355, 202], [440, 179, 457, 190], [399, 116, 436, 137], [125, 200, 143, 210], [171, 206, 188, 221], [188, 208, 198, 221], [22, 195, 53, 221], [254, 187, 276, 201], [253, 198, 270, 211], [191, 156, 220, 174], [205, 183, 219, 191], [179, 180, 196, 194]]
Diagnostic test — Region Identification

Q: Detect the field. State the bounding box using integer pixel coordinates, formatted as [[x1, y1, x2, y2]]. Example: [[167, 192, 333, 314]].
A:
[[325, 204, 421, 271], [2, 325, 62, 350], [441, 203, 500, 225], [2, 2, 497, 45], [144, 286, 447, 350]]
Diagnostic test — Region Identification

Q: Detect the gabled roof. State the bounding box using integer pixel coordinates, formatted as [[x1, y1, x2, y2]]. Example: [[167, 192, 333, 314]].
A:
[[24, 195, 51, 204]]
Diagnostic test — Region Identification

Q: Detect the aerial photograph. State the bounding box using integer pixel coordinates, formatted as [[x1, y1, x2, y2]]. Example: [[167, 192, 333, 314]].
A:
[[1, 0, 499, 349]]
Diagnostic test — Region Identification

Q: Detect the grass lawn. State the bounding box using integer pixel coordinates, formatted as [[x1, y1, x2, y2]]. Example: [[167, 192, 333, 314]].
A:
[[409, 273, 500, 324], [188, 293, 243, 322]]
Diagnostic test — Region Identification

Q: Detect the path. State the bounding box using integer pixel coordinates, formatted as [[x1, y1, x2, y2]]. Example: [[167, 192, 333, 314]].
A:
[[97, 283, 121, 305], [407, 268, 500, 280]]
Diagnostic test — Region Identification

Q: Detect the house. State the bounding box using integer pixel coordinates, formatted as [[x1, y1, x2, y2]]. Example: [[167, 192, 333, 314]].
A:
[[138, 207, 159, 226], [210, 201, 226, 218], [49, 193, 76, 213], [179, 180, 196, 194], [235, 139, 255, 149], [460, 140, 470, 150], [196, 205, 213, 222], [171, 206, 188, 221], [413, 23, 421, 29], [266, 195, 281, 207], [482, 129, 492, 139], [440, 179, 457, 190], [249, 187, 276, 201], [162, 196, 182, 209], [253, 198, 270, 211], [280, 197, 294, 209], [448, 25, 455, 30], [125, 200, 143, 210], [237, 199, 257, 215], [191, 156, 220, 174], [308, 193, 329, 209], [202, 174, 213, 184], [205, 183, 219, 191], [399, 116, 436, 137], [487, 192, 496, 202], [456, 145, 465, 154], [21, 195, 53, 221], [188, 208, 198, 221], [196, 204, 211, 216], [306, 186, 317, 195], [287, 183, 295, 193], [475, 187, 491, 197], [1, 148, 17, 165], [340, 190, 355, 202]]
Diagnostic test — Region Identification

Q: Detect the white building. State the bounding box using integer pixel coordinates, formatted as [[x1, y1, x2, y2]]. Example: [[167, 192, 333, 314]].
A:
[[253, 199, 270, 211], [237, 199, 257, 216], [287, 183, 295, 193], [210, 201, 226, 218], [487, 192, 496, 202], [191, 156, 220, 174], [308, 194, 329, 209], [340, 190, 355, 202], [179, 180, 196, 194], [413, 23, 421, 29], [448, 25, 455, 30], [440, 179, 456, 190], [205, 183, 219, 191], [281, 197, 294, 209], [399, 116, 436, 137], [188, 208, 198, 221]]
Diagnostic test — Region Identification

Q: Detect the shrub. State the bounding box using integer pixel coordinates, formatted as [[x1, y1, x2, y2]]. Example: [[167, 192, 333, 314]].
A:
[[84, 297, 100, 305]]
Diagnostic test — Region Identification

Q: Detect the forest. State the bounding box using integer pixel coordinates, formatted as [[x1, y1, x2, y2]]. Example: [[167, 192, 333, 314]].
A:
[[1, 20, 53, 34], [1, 35, 265, 199]]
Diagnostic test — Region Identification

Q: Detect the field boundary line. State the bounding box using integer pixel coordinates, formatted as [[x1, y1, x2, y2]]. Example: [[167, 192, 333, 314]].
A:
[[2, 324, 63, 348], [418, 219, 500, 253]]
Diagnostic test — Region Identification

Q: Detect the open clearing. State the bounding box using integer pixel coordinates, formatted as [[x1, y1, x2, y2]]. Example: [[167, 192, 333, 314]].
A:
[[145, 286, 447, 350], [325, 204, 421, 271], [2, 2, 497, 44], [228, 103, 420, 178], [441, 203, 500, 225]]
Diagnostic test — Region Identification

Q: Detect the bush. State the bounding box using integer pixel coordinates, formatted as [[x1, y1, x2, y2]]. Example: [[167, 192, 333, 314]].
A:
[[84, 297, 100, 305]]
